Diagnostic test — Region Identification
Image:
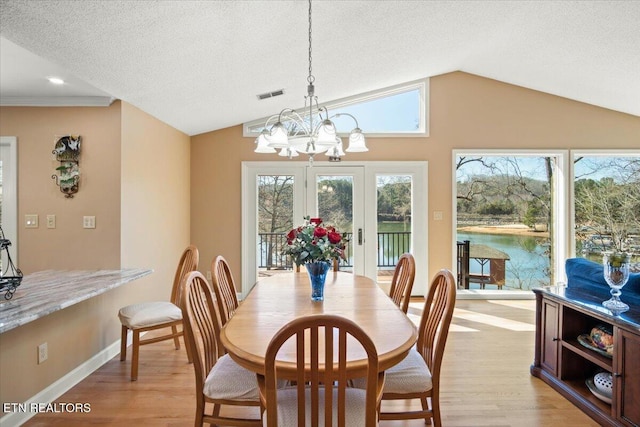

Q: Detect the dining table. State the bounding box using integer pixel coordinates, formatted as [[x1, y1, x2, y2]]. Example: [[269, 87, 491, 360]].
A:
[[219, 271, 418, 380]]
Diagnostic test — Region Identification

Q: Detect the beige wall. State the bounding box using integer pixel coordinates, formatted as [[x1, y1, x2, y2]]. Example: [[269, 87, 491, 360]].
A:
[[0, 101, 191, 412], [190, 72, 640, 292], [120, 101, 192, 301], [0, 104, 122, 272]]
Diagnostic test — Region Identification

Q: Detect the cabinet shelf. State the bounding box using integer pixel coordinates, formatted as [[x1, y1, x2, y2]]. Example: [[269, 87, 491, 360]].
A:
[[564, 378, 612, 413], [562, 339, 612, 371], [532, 286, 640, 427]]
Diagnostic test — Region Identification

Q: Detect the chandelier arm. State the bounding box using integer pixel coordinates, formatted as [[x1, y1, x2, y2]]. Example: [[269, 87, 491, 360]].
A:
[[282, 109, 311, 135], [331, 112, 360, 129], [276, 108, 297, 123]]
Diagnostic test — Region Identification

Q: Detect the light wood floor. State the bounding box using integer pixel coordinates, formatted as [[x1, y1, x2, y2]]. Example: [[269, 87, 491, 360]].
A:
[[24, 299, 598, 427]]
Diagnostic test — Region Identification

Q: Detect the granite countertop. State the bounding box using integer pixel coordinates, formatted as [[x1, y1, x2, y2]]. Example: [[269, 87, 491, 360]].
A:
[[0, 269, 152, 334]]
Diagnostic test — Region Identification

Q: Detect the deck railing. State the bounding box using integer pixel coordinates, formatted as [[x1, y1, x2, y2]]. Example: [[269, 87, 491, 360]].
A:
[[258, 231, 411, 269]]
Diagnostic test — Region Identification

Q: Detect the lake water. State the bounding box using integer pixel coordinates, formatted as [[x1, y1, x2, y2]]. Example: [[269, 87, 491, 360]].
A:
[[457, 231, 550, 290]]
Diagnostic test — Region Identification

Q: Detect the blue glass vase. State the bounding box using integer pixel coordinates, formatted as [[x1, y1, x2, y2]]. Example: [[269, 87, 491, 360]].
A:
[[305, 261, 331, 301]]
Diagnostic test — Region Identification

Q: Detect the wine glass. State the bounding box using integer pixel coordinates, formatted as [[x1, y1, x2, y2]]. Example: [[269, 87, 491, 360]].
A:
[[602, 253, 630, 313]]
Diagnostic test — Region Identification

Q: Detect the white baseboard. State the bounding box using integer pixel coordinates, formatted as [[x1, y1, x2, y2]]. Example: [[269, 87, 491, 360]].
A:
[[0, 334, 131, 427]]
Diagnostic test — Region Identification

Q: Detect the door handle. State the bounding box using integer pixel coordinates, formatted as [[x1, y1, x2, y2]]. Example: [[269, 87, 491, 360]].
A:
[[358, 228, 363, 245]]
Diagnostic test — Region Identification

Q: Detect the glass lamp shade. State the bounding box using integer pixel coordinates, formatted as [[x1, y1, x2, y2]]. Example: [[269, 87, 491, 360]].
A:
[[254, 130, 277, 153], [345, 128, 368, 152], [266, 122, 289, 148], [315, 119, 337, 146]]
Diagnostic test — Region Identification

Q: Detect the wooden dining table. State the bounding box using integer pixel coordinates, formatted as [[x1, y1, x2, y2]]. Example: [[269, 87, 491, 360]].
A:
[[220, 271, 418, 380]]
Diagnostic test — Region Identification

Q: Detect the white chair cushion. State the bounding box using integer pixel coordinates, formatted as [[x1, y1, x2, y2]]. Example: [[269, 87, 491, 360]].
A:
[[264, 386, 369, 427], [118, 301, 182, 329], [352, 349, 432, 394], [204, 354, 260, 401]]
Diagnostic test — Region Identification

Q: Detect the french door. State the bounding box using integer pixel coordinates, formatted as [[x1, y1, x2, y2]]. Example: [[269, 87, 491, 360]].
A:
[[242, 161, 427, 298], [306, 166, 365, 275]]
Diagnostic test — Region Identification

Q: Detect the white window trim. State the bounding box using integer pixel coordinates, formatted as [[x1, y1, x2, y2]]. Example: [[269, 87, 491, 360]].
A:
[[242, 78, 429, 138], [0, 136, 18, 265], [452, 149, 568, 298]]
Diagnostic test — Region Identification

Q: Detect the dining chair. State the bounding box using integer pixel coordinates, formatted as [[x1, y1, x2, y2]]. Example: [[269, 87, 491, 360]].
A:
[[258, 314, 384, 427], [375, 269, 456, 425], [118, 245, 199, 381], [388, 253, 416, 313], [211, 255, 240, 326], [180, 270, 262, 427]]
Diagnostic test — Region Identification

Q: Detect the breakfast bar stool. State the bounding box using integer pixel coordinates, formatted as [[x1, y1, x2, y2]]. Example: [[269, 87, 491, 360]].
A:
[[118, 245, 199, 381]]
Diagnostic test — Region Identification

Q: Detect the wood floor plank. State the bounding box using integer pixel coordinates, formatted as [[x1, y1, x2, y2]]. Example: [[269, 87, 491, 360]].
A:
[[22, 299, 599, 426]]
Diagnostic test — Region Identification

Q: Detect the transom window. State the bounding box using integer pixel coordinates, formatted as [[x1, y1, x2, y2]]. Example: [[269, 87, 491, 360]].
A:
[[243, 79, 428, 137]]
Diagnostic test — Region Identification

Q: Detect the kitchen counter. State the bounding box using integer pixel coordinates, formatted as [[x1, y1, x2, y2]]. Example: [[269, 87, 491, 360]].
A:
[[0, 269, 152, 334]]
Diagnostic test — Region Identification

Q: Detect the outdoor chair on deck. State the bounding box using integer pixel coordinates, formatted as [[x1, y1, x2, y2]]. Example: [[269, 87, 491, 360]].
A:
[[389, 253, 415, 313], [180, 271, 262, 426], [118, 245, 199, 381]]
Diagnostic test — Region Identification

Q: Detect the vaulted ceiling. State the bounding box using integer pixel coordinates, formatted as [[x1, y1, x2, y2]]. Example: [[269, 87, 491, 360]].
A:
[[1, 0, 638, 136]]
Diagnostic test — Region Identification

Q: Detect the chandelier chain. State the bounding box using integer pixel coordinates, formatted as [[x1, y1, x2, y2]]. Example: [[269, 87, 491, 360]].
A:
[[253, 0, 368, 160], [307, 0, 314, 84]]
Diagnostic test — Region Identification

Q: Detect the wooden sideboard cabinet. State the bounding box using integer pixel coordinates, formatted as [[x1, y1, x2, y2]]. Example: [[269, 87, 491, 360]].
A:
[[531, 286, 640, 427]]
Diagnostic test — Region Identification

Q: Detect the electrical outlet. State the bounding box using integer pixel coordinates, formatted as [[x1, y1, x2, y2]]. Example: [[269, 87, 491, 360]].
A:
[[83, 216, 96, 229], [25, 214, 39, 228], [46, 214, 56, 229], [38, 342, 48, 364], [433, 211, 443, 221], [206, 271, 212, 280]]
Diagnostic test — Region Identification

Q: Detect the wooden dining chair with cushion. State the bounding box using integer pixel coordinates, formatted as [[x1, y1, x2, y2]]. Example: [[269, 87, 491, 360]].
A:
[[118, 245, 199, 381], [180, 270, 262, 427], [389, 253, 416, 313], [374, 269, 456, 426], [211, 255, 240, 326], [259, 314, 384, 427]]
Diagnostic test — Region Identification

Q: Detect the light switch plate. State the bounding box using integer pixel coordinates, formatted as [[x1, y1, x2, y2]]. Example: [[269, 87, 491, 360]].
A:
[[83, 216, 96, 229], [25, 214, 38, 228], [46, 214, 56, 229], [433, 211, 443, 221]]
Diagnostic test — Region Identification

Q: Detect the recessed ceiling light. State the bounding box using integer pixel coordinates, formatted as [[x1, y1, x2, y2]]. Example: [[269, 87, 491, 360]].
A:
[[48, 77, 65, 85]]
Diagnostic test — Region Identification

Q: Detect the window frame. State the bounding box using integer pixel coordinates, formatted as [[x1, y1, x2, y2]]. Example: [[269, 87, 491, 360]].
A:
[[451, 149, 569, 295], [242, 78, 429, 138]]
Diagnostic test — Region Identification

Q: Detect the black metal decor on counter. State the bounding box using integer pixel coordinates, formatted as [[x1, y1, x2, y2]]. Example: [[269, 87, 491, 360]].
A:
[[0, 226, 22, 300], [51, 135, 81, 198]]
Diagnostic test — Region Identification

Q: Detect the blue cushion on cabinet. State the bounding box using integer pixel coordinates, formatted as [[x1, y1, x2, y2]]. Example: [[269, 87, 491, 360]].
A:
[[565, 257, 640, 296]]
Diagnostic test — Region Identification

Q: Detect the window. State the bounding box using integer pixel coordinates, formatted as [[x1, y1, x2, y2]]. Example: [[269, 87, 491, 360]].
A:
[[454, 150, 568, 293], [571, 151, 640, 265], [243, 79, 428, 137]]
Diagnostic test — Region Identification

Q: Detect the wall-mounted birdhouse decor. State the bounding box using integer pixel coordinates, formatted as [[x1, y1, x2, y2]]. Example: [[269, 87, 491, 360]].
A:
[[51, 135, 81, 198]]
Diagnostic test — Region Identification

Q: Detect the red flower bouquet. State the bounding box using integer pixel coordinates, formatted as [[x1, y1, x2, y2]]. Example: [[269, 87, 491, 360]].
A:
[[283, 217, 348, 266]]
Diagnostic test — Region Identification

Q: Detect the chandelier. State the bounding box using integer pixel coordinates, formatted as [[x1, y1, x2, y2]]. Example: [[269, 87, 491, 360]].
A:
[[254, 0, 368, 163]]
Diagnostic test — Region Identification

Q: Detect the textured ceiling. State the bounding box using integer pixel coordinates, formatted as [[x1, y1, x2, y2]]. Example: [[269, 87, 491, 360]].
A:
[[1, 0, 639, 136]]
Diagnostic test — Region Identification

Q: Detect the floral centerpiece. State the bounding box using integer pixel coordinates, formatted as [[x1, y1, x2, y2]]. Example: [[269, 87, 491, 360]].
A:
[[283, 217, 348, 301], [284, 217, 348, 266]]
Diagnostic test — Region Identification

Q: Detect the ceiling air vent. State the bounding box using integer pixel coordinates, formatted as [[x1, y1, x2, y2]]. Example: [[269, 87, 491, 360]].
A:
[[257, 89, 285, 100]]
